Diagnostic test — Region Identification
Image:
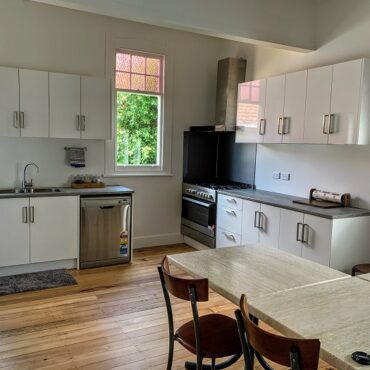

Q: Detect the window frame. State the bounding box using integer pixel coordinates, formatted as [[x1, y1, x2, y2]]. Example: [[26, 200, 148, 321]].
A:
[[104, 36, 173, 177], [115, 48, 164, 171]]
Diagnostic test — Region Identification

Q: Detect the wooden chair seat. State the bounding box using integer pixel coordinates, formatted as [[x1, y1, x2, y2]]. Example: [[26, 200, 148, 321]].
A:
[[352, 263, 370, 276], [176, 313, 241, 358]]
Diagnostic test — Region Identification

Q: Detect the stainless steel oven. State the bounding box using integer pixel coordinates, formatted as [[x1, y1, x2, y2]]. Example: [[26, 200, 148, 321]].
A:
[[181, 184, 216, 248]]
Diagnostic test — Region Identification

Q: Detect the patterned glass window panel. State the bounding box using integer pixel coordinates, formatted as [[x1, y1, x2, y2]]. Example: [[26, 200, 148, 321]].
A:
[[132, 55, 146, 74], [146, 76, 160, 93], [116, 53, 131, 72], [131, 74, 145, 91], [116, 72, 131, 90], [240, 85, 250, 101], [146, 58, 160, 76], [251, 86, 260, 102]]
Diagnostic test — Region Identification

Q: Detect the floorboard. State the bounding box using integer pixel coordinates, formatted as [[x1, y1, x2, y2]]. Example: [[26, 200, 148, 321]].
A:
[[0, 244, 335, 369]]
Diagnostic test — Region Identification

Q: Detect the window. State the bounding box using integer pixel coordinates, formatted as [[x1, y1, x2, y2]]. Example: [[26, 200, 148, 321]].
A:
[[115, 49, 164, 168]]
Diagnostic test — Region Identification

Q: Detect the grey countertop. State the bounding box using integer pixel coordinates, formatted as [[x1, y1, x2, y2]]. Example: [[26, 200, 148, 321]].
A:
[[0, 185, 134, 199], [217, 188, 370, 219]]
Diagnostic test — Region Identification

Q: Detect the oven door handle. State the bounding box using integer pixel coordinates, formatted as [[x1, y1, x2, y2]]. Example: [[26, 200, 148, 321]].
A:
[[182, 196, 213, 208]]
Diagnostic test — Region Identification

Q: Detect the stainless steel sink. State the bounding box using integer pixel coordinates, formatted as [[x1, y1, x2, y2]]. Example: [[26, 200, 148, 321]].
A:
[[31, 188, 63, 193], [0, 187, 63, 195], [0, 189, 19, 194]]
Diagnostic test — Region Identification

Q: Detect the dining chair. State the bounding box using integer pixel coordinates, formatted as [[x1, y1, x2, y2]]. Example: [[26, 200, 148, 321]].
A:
[[235, 294, 320, 370], [157, 256, 242, 370]]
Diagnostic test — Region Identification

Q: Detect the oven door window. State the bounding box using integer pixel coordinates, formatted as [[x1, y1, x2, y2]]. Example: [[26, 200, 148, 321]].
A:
[[182, 197, 215, 230]]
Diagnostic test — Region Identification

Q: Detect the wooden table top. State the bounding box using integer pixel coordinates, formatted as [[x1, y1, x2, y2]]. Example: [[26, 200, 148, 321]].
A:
[[168, 245, 348, 304], [250, 277, 370, 370], [356, 273, 370, 282], [168, 245, 367, 370]]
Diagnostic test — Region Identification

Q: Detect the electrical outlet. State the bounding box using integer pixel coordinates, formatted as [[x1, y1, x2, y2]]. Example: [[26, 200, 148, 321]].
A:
[[281, 172, 290, 181], [273, 171, 281, 179]]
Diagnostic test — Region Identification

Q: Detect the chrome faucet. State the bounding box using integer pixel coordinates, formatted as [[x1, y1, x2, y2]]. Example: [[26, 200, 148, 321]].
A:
[[22, 162, 39, 192]]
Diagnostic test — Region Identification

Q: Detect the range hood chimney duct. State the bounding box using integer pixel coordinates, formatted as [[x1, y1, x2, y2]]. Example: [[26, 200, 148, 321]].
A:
[[215, 57, 246, 131]]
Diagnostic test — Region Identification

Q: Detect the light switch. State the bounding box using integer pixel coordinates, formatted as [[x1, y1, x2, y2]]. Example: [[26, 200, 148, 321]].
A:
[[273, 171, 281, 179], [281, 172, 290, 181]]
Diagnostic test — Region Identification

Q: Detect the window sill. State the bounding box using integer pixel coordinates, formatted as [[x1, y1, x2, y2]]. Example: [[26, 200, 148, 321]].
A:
[[103, 172, 174, 178]]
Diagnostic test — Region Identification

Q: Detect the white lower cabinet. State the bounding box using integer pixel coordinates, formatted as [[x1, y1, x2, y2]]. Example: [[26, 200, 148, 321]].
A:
[[216, 227, 241, 248], [0, 198, 30, 267], [259, 204, 281, 248], [279, 210, 332, 265], [216, 194, 370, 273], [0, 196, 79, 268], [241, 200, 261, 244], [30, 196, 79, 263], [278, 209, 304, 257]]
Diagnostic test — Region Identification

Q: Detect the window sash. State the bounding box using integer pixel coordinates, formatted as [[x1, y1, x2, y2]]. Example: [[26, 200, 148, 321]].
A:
[[115, 91, 163, 169], [115, 48, 164, 95]]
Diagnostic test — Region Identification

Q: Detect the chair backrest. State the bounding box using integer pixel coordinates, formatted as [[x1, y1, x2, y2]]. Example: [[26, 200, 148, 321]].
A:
[[239, 294, 320, 370], [159, 256, 209, 301]]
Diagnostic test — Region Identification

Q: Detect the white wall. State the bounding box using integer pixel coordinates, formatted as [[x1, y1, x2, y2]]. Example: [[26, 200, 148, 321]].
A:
[[33, 0, 316, 51], [253, 0, 370, 209], [0, 0, 253, 247]]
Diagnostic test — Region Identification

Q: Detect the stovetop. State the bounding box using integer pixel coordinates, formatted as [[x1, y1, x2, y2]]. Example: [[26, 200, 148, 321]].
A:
[[182, 182, 253, 202], [195, 182, 252, 191]]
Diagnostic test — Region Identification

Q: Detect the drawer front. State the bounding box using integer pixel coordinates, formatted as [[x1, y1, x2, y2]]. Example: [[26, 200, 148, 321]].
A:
[[217, 206, 243, 234], [218, 194, 243, 211], [216, 227, 241, 248]]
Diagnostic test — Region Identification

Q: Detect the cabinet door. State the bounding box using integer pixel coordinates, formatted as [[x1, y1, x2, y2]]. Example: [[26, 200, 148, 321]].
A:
[[216, 227, 241, 248], [0, 67, 20, 137], [304, 65, 332, 144], [0, 198, 30, 267], [282, 70, 307, 144], [81, 76, 111, 140], [264, 75, 285, 143], [19, 69, 49, 138], [236, 80, 266, 143], [278, 209, 303, 257], [301, 214, 332, 266], [259, 204, 280, 249], [49, 72, 81, 139], [241, 200, 260, 244], [329, 59, 363, 144], [30, 196, 79, 263], [217, 206, 243, 235]]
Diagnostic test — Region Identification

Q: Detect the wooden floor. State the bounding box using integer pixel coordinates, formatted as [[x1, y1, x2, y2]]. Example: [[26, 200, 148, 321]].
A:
[[0, 244, 335, 370]]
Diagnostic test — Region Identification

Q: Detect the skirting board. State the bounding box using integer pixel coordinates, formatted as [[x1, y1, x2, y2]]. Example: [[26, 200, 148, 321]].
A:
[[0, 259, 77, 277], [133, 233, 184, 249]]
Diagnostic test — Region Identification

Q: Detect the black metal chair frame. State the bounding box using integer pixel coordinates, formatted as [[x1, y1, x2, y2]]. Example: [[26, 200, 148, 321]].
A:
[[235, 309, 301, 370], [158, 265, 241, 370]]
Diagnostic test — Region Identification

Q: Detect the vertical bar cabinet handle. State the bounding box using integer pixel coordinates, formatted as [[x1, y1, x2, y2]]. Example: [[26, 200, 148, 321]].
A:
[[22, 207, 28, 224], [13, 111, 19, 129], [302, 224, 309, 244], [76, 115, 80, 131], [322, 114, 329, 134], [278, 117, 283, 135], [328, 114, 335, 134], [20, 112, 25, 129], [259, 118, 266, 135], [296, 222, 303, 242], [30, 206, 35, 223]]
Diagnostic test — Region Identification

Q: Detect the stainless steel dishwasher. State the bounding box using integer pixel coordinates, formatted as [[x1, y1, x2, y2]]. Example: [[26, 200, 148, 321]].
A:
[[80, 196, 132, 268]]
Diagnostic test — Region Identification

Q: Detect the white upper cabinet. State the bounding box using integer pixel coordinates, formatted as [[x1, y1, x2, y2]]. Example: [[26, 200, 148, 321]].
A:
[[0, 67, 19, 137], [81, 76, 111, 140], [303, 65, 333, 144], [282, 70, 307, 144], [236, 79, 266, 143], [264, 75, 285, 143], [49, 72, 81, 139], [19, 69, 49, 138], [237, 58, 370, 146], [329, 59, 363, 144]]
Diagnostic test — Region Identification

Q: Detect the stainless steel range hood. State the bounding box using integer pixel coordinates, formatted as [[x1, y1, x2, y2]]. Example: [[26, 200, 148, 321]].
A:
[[215, 57, 246, 131]]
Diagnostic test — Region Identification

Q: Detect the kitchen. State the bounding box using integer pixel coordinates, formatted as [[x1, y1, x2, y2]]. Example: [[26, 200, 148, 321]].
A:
[[1, 0, 370, 369]]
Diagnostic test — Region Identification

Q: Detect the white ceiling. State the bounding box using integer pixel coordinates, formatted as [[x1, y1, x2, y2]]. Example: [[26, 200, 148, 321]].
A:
[[32, 0, 316, 51]]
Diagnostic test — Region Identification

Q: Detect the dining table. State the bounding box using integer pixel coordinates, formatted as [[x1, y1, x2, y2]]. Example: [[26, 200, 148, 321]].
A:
[[168, 245, 370, 370]]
